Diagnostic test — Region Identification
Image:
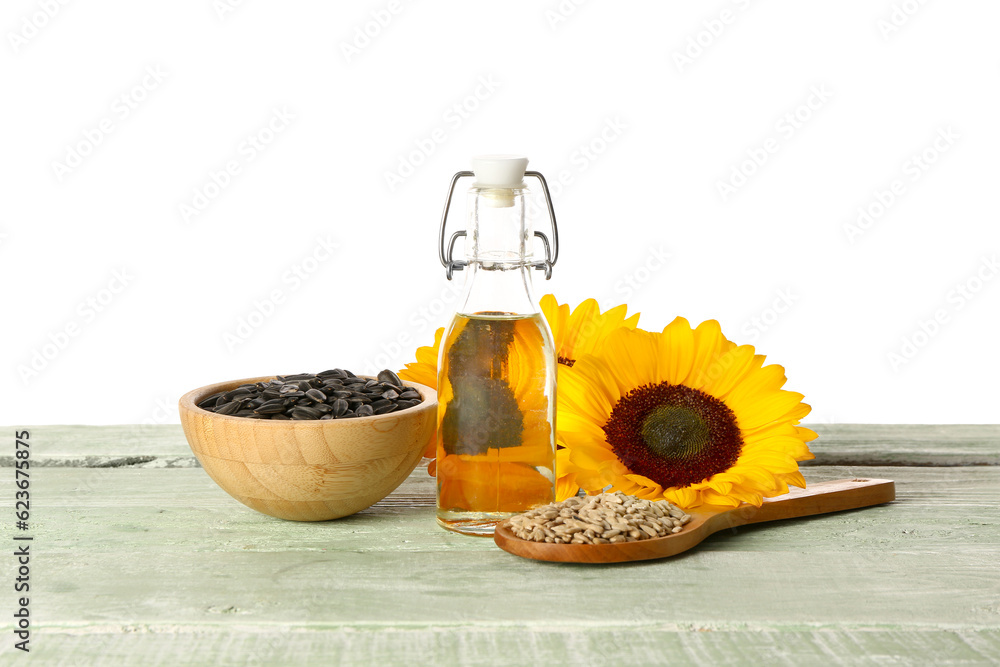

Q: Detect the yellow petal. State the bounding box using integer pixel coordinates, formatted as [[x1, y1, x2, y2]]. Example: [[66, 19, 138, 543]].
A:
[[701, 344, 756, 398], [660, 317, 695, 385], [603, 328, 660, 393], [686, 320, 726, 390], [725, 363, 788, 409], [568, 442, 618, 470], [733, 391, 808, 430], [663, 486, 699, 509], [623, 473, 664, 497], [796, 426, 819, 442], [558, 362, 615, 423], [556, 473, 580, 501]]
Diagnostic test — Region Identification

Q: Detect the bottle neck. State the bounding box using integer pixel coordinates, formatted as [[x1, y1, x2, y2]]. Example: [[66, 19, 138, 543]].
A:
[[457, 263, 539, 316], [457, 186, 539, 316]]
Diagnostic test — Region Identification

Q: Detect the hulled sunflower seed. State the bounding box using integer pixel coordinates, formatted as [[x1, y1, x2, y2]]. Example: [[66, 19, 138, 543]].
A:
[[506, 491, 692, 544]]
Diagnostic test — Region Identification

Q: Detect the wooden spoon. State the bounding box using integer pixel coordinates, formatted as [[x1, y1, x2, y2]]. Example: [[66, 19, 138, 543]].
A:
[[494, 478, 895, 563]]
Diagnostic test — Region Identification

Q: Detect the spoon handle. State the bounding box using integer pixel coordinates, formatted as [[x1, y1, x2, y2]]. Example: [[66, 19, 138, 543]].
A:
[[728, 478, 895, 527]]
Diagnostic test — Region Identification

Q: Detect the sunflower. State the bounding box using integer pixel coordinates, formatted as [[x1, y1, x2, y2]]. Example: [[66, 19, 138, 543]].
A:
[[398, 296, 641, 475], [556, 319, 816, 508]]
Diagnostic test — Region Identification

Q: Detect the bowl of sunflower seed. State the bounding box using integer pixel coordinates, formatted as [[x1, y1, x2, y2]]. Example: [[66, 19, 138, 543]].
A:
[[178, 369, 436, 521]]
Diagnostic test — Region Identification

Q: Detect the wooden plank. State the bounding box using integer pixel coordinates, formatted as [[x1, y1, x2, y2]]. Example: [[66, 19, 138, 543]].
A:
[[0, 424, 195, 467], [2, 467, 997, 632], [3, 423, 997, 467], [804, 424, 1000, 466], [8, 628, 999, 667]]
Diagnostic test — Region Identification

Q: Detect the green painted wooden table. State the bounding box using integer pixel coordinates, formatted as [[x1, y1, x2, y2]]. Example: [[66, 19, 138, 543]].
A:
[[1, 425, 998, 666]]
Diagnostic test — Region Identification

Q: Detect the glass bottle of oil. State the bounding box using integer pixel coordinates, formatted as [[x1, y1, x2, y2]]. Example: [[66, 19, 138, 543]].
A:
[[435, 155, 559, 535]]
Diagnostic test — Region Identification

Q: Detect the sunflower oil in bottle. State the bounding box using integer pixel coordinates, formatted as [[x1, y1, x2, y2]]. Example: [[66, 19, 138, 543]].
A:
[[435, 156, 559, 535]]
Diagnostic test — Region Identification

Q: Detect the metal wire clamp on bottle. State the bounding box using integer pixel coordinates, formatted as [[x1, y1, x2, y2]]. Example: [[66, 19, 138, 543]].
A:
[[438, 168, 560, 280]]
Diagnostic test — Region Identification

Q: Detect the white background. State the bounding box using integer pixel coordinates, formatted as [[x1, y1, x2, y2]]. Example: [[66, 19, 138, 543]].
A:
[[2, 0, 998, 425]]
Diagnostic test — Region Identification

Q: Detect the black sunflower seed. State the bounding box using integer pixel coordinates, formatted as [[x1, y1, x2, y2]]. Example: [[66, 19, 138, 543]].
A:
[[216, 401, 241, 416], [377, 369, 403, 388], [282, 373, 316, 382], [197, 392, 225, 409], [223, 388, 251, 402], [255, 400, 287, 414], [198, 369, 423, 419]]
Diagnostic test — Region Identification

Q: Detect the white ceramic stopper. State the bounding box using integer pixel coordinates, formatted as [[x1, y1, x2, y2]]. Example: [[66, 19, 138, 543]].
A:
[[472, 155, 528, 188], [472, 155, 528, 207]]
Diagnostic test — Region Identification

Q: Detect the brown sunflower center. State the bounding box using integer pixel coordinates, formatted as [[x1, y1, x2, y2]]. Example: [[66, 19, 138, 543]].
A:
[[557, 355, 575, 367], [603, 382, 743, 490]]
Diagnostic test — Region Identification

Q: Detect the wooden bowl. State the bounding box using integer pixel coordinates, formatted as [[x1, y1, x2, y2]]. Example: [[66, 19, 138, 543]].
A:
[[178, 376, 436, 521]]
